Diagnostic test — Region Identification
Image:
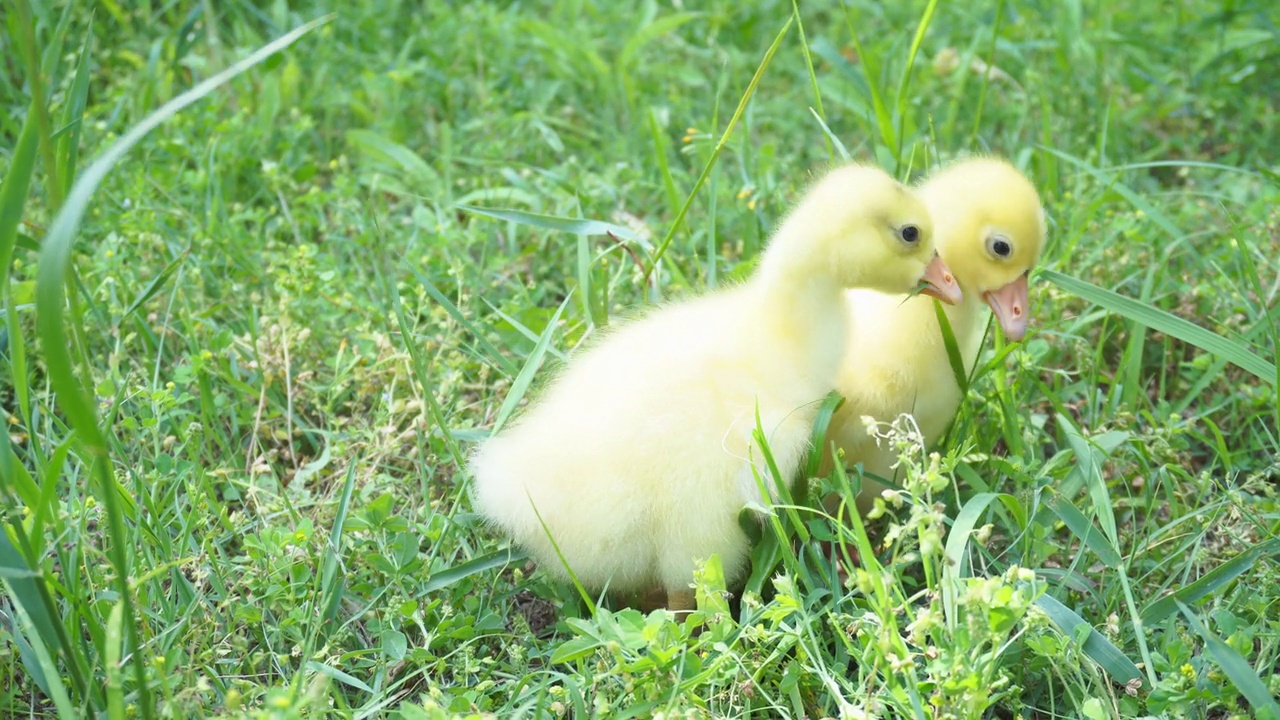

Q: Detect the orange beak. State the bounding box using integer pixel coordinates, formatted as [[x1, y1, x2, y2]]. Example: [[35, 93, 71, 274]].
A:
[[983, 274, 1030, 341], [918, 254, 963, 305]]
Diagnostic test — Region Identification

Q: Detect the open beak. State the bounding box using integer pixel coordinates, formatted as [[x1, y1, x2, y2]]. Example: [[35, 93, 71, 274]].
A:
[[918, 254, 963, 305], [983, 273, 1030, 341]]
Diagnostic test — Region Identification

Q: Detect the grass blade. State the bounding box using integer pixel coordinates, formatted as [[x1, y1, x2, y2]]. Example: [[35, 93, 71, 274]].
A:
[[575, 235, 603, 328], [967, 0, 1006, 147], [479, 297, 567, 362], [790, 0, 831, 160], [0, 96, 41, 292], [457, 205, 644, 244], [1043, 269, 1276, 383], [10, 0, 66, 211], [646, 107, 684, 222], [0, 573, 76, 717], [30, 433, 75, 545], [646, 16, 793, 277], [492, 294, 570, 434], [320, 457, 359, 626], [420, 547, 530, 596], [37, 16, 332, 453], [345, 129, 439, 190], [1043, 147, 1184, 240], [0, 529, 64, 678], [839, 0, 895, 159], [942, 492, 1027, 627], [121, 246, 190, 320], [892, 0, 940, 164], [1045, 491, 1122, 568], [808, 108, 852, 162], [410, 267, 518, 377], [934, 300, 969, 395], [1178, 600, 1280, 719], [392, 278, 466, 472], [1142, 539, 1280, 624], [56, 13, 94, 197], [1034, 593, 1143, 685], [618, 12, 700, 72], [804, 391, 845, 480], [33, 17, 333, 716], [617, 12, 701, 105], [305, 660, 373, 694], [105, 602, 125, 719], [0, 440, 39, 507]]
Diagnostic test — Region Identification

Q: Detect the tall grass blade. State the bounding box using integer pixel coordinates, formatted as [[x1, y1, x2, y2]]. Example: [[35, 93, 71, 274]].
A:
[[751, 408, 808, 544], [345, 129, 439, 190], [617, 12, 701, 100], [618, 12, 701, 70], [1043, 147, 1184, 240], [838, 0, 895, 159], [56, 15, 94, 197], [33, 17, 333, 716], [105, 602, 125, 719], [1043, 269, 1276, 383], [0, 530, 63, 689], [808, 108, 852, 162], [646, 108, 683, 222], [0, 438, 40, 508], [0, 573, 76, 717], [893, 0, 941, 163], [492, 295, 570, 434], [804, 391, 845, 480], [0, 113, 40, 294], [933, 300, 969, 394], [479, 298, 567, 362], [320, 459, 359, 626], [968, 0, 1006, 147], [10, 0, 66, 211], [646, 17, 793, 276], [790, 0, 831, 160], [30, 433, 75, 547], [705, 80, 723, 288], [305, 660, 373, 694]]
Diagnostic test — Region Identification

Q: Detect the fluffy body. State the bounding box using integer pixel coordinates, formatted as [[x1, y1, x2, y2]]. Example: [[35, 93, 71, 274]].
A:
[[470, 164, 948, 604], [826, 157, 1046, 509]]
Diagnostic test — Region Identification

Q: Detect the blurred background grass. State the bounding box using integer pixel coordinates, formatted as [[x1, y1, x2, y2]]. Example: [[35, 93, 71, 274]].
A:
[[0, 0, 1277, 717]]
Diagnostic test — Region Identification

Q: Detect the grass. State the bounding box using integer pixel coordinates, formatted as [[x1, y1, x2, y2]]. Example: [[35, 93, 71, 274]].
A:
[[0, 0, 1278, 717]]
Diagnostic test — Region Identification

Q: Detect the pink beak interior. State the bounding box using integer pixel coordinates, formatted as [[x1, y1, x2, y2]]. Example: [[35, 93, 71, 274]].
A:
[[918, 254, 963, 306], [983, 274, 1030, 341]]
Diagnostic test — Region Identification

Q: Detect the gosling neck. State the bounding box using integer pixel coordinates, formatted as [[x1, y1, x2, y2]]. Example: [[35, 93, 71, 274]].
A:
[[753, 239, 847, 321], [750, 240, 850, 378]]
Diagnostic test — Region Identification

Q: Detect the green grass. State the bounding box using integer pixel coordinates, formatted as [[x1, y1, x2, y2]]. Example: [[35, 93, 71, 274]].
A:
[[1, 0, 1278, 717]]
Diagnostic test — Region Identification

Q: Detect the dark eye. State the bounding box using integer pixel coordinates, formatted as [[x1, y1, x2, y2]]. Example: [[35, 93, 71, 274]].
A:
[[987, 236, 1012, 258], [899, 225, 920, 244]]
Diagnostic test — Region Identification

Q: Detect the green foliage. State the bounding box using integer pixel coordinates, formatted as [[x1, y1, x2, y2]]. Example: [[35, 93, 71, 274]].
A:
[[0, 0, 1277, 717]]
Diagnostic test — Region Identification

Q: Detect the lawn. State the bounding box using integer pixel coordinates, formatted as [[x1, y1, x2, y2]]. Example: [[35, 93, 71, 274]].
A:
[[1, 0, 1278, 717]]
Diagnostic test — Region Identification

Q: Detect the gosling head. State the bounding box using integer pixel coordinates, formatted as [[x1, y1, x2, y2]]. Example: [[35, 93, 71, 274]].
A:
[[918, 157, 1047, 341], [772, 163, 962, 304]]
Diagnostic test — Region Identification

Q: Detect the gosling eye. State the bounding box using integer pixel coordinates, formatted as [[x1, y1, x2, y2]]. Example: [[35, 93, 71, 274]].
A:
[[898, 224, 921, 245], [987, 235, 1013, 258]]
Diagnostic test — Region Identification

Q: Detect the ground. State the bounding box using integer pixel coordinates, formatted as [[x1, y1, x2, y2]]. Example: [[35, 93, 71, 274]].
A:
[[0, 0, 1278, 718]]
